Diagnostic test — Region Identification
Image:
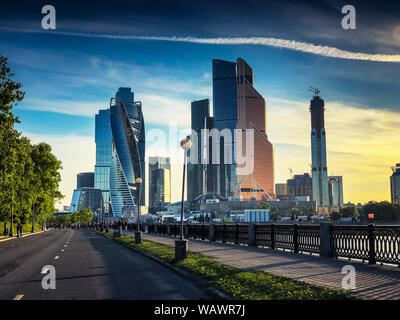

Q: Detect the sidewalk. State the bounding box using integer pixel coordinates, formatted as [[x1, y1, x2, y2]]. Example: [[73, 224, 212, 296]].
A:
[[0, 229, 48, 242], [140, 233, 400, 300]]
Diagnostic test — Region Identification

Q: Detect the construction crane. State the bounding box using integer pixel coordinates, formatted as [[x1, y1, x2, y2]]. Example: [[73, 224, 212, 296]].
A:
[[308, 86, 320, 96]]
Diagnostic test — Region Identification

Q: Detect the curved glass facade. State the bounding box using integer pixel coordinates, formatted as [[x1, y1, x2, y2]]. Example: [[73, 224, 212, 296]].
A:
[[109, 88, 145, 218]]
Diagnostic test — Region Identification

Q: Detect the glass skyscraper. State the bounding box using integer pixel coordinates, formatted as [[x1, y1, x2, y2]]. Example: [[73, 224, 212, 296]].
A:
[[94, 109, 112, 216], [187, 99, 212, 201], [109, 87, 145, 219], [148, 157, 171, 208], [390, 163, 400, 204], [209, 58, 275, 200]]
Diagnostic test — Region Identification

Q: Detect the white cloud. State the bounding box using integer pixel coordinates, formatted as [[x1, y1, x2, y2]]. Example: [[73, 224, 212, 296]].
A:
[[2, 27, 400, 63]]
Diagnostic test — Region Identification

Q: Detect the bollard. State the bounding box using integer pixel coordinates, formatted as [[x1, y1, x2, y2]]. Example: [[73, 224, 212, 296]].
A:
[[248, 223, 256, 246], [209, 223, 215, 242], [319, 222, 333, 258]]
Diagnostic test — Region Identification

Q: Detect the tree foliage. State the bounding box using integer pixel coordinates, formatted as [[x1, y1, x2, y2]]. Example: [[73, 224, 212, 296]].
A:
[[0, 55, 63, 230], [362, 201, 400, 222], [49, 209, 93, 225]]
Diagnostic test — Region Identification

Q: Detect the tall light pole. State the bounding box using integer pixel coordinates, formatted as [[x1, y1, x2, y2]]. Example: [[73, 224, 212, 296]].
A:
[[135, 177, 143, 244], [175, 138, 192, 261]]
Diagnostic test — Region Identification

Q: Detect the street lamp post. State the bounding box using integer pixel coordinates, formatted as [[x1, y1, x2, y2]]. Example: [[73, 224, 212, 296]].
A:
[[175, 138, 192, 261], [135, 177, 143, 244]]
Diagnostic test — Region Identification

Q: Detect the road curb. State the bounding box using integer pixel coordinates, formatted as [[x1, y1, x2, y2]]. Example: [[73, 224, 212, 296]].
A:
[[0, 229, 50, 242], [96, 230, 232, 300]]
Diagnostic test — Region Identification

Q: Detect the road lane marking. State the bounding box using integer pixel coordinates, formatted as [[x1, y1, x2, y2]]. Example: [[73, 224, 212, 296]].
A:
[[13, 294, 24, 300], [54, 256, 59, 260], [60, 249, 64, 252], [64, 245, 67, 247]]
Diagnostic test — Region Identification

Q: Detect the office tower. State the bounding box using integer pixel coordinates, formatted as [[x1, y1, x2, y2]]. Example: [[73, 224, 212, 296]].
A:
[[235, 58, 274, 200], [94, 109, 112, 215], [77, 172, 94, 189], [149, 157, 171, 208], [287, 173, 313, 201], [391, 163, 400, 204], [109, 87, 145, 218], [328, 176, 343, 208], [187, 99, 212, 201], [309, 89, 329, 208], [275, 183, 288, 201], [211, 58, 275, 200], [70, 187, 103, 214]]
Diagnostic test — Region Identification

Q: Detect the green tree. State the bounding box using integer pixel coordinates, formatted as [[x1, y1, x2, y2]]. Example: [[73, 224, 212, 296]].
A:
[[339, 205, 359, 218], [362, 201, 400, 222], [0, 55, 63, 233]]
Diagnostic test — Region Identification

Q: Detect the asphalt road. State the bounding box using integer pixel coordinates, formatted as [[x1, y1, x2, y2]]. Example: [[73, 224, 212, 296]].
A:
[[0, 229, 208, 300]]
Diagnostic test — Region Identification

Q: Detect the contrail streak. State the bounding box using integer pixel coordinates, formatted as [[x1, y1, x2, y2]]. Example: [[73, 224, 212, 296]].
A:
[[1, 27, 399, 63]]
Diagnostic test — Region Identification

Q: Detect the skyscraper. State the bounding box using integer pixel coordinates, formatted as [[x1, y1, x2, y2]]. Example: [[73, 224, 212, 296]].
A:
[[109, 87, 145, 218], [149, 157, 171, 208], [390, 163, 400, 204], [94, 109, 112, 215], [77, 172, 94, 189], [309, 89, 329, 208], [328, 176, 343, 208], [210, 58, 275, 200], [235, 58, 274, 200], [187, 99, 212, 201]]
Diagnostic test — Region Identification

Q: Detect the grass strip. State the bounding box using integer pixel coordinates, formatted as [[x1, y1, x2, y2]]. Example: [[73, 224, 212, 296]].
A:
[[101, 232, 355, 300]]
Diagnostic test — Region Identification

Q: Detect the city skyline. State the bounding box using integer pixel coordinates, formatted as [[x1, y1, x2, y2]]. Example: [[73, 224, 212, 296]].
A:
[[1, 0, 399, 207]]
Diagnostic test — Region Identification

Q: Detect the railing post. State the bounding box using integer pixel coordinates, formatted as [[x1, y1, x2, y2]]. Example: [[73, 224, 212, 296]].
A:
[[184, 224, 189, 239], [201, 224, 206, 240], [209, 223, 215, 242], [235, 223, 239, 244], [319, 222, 333, 258], [154, 224, 158, 234], [271, 224, 275, 250], [222, 224, 226, 243], [293, 224, 299, 253], [368, 223, 376, 265], [167, 224, 171, 236], [248, 223, 256, 246]]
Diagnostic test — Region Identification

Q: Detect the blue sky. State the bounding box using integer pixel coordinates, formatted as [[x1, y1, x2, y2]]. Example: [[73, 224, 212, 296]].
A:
[[1, 0, 399, 207]]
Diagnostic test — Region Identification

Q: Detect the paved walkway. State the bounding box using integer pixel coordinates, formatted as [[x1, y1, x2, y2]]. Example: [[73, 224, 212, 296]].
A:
[[140, 233, 400, 300]]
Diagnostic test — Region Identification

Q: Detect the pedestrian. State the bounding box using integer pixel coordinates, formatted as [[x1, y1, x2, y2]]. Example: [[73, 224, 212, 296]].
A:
[[18, 224, 23, 237], [3, 222, 8, 236], [16, 222, 21, 238]]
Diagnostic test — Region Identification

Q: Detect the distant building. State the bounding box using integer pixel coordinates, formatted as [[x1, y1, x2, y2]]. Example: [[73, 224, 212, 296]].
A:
[[94, 109, 112, 216], [309, 90, 329, 208], [287, 173, 312, 201], [207, 58, 275, 200], [275, 183, 288, 200], [109, 87, 145, 218], [149, 157, 171, 208], [187, 99, 212, 201], [70, 187, 103, 213], [391, 163, 400, 204], [77, 172, 94, 188], [328, 176, 343, 208]]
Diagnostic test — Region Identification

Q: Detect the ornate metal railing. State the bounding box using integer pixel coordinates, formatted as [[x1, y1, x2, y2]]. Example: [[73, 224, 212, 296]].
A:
[[145, 223, 400, 266], [374, 225, 400, 265], [298, 225, 320, 254], [331, 225, 370, 262], [187, 224, 210, 240]]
